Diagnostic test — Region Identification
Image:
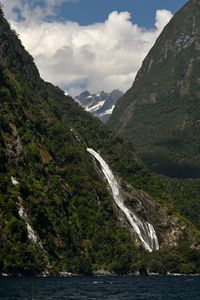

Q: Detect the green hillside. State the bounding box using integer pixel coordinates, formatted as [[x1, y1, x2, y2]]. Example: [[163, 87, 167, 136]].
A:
[[109, 0, 200, 179], [1, 4, 200, 276]]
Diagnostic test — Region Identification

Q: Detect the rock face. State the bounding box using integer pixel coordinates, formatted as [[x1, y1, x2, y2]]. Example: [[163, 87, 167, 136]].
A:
[[75, 90, 123, 123], [115, 181, 198, 251], [2, 123, 23, 166], [109, 0, 200, 178]]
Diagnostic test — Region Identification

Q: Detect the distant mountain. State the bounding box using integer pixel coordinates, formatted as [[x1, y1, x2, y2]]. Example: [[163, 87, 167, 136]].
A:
[[75, 90, 123, 123], [109, 0, 200, 179]]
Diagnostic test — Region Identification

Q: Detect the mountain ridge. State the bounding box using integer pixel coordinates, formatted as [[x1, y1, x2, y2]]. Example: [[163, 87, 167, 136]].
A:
[[109, 0, 200, 179], [75, 89, 123, 123]]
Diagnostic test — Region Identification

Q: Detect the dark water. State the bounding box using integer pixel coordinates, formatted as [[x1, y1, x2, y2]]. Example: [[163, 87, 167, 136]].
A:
[[0, 276, 200, 300]]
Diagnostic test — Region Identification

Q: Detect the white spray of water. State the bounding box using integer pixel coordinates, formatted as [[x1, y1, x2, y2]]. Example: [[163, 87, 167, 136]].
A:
[[87, 148, 159, 252], [11, 176, 19, 186], [11, 175, 44, 249], [11, 180, 56, 273], [70, 128, 81, 142], [17, 199, 44, 249]]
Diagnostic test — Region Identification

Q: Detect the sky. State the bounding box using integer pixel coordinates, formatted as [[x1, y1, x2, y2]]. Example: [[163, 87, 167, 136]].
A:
[[1, 0, 188, 96]]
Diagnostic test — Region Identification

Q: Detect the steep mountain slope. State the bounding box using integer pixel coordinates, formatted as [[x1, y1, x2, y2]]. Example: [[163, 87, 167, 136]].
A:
[[75, 90, 123, 123], [109, 0, 200, 179], [1, 5, 200, 276]]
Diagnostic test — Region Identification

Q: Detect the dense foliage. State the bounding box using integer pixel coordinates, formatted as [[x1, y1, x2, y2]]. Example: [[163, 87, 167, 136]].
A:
[[0, 3, 200, 276]]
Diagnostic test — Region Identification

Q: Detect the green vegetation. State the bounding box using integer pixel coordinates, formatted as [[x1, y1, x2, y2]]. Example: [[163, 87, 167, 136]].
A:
[[0, 9, 145, 275], [1, 2, 200, 276], [109, 0, 200, 179]]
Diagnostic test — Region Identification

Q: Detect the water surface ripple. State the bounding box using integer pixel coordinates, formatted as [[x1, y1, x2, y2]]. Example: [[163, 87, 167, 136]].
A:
[[0, 276, 200, 300]]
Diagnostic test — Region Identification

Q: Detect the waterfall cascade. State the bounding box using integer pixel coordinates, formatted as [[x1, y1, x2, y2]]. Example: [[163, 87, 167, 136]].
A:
[[11, 177, 43, 249], [87, 148, 159, 252], [17, 199, 43, 249]]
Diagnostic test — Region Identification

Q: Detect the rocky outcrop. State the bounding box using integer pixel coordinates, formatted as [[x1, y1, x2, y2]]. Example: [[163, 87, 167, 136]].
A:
[[2, 123, 23, 166], [123, 184, 199, 250]]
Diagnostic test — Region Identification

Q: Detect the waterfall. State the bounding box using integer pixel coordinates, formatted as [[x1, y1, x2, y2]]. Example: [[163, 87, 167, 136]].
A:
[[87, 148, 159, 252], [17, 199, 43, 249], [11, 177, 44, 249]]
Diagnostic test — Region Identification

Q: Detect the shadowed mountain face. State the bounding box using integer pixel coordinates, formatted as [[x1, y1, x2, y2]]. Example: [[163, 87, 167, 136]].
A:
[[109, 0, 200, 179], [75, 90, 123, 123], [1, 3, 200, 276]]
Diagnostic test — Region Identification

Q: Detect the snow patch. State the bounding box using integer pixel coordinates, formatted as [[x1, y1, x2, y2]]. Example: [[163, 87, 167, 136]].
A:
[[86, 100, 105, 113], [99, 105, 115, 117], [104, 105, 115, 114]]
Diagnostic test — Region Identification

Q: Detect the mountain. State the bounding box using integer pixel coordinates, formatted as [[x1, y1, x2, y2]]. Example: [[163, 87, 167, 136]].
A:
[[75, 90, 123, 123], [1, 5, 200, 276], [109, 0, 200, 179]]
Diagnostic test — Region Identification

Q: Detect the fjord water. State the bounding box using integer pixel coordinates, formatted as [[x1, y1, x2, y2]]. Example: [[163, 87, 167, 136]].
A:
[[1, 276, 200, 299], [87, 148, 159, 252]]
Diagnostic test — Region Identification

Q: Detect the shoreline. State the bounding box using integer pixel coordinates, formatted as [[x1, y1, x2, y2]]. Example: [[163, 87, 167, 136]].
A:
[[1, 271, 200, 278]]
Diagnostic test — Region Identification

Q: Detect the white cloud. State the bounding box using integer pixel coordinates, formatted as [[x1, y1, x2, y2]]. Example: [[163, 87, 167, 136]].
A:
[[1, 2, 173, 96], [1, 0, 76, 21], [155, 9, 173, 32]]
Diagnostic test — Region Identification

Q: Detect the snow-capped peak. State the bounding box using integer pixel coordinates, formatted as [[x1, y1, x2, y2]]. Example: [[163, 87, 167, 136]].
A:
[[75, 90, 123, 123]]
